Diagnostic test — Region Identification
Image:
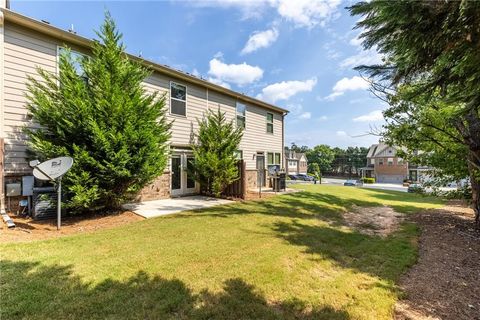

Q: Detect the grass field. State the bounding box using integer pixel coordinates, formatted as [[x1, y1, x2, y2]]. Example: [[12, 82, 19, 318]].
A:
[[0, 185, 443, 319]]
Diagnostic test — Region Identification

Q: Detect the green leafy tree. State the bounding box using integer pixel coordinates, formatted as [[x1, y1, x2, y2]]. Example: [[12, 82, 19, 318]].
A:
[[25, 13, 171, 212], [349, 1, 480, 227], [306, 144, 334, 173], [190, 108, 243, 197], [308, 162, 321, 182], [289, 143, 310, 154]]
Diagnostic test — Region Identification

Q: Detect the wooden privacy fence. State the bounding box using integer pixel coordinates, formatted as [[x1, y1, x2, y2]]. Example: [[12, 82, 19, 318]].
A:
[[222, 160, 246, 199]]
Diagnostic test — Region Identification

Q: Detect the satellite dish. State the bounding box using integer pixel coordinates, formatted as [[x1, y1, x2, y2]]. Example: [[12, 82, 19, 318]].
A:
[[31, 156, 74, 230], [33, 157, 73, 181]]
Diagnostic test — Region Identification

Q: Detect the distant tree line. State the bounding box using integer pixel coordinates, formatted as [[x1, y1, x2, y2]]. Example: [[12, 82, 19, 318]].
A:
[[287, 143, 368, 177]]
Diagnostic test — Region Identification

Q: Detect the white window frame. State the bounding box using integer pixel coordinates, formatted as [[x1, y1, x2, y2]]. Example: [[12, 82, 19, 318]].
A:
[[266, 112, 274, 134], [236, 102, 246, 129], [170, 81, 188, 117]]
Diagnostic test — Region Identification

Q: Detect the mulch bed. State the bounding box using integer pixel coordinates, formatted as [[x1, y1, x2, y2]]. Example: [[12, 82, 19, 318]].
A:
[[0, 211, 144, 243], [395, 201, 480, 320]]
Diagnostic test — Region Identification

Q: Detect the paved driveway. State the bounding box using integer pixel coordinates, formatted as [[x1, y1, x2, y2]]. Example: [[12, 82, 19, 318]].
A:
[[123, 196, 233, 218]]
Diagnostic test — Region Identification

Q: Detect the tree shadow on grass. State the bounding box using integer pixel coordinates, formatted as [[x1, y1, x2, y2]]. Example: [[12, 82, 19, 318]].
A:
[[0, 260, 350, 320], [271, 219, 417, 283], [172, 191, 385, 224]]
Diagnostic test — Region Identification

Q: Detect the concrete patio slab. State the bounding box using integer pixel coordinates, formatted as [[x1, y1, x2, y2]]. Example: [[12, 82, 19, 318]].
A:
[[123, 196, 233, 218]]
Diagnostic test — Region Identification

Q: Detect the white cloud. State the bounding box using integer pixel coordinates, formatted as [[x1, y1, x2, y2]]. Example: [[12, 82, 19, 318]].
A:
[[324, 76, 369, 101], [317, 115, 328, 121], [191, 68, 200, 77], [188, 0, 341, 28], [241, 27, 279, 54], [285, 104, 312, 121], [298, 112, 311, 119], [336, 130, 348, 137], [207, 58, 263, 86], [353, 110, 384, 122], [340, 48, 383, 69], [349, 34, 363, 47], [207, 77, 231, 89], [271, 0, 342, 28], [286, 103, 303, 115], [257, 77, 317, 103]]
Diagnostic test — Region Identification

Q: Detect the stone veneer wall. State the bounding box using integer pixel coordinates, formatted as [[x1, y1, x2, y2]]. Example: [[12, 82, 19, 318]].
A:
[[245, 170, 257, 190], [136, 172, 171, 201]]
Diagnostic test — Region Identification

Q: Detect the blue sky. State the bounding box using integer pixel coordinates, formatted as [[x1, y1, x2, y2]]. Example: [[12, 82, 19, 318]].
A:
[[12, 0, 385, 148]]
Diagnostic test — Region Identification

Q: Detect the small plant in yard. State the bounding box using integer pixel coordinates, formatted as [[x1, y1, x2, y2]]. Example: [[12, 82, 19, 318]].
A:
[[361, 177, 375, 184], [25, 13, 171, 212], [190, 108, 243, 197]]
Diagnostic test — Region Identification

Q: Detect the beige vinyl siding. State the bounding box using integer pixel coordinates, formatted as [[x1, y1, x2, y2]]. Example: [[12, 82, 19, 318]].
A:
[[3, 23, 58, 173], [2, 22, 285, 175]]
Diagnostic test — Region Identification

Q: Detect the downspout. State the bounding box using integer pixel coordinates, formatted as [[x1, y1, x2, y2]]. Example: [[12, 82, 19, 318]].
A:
[[0, 4, 5, 215]]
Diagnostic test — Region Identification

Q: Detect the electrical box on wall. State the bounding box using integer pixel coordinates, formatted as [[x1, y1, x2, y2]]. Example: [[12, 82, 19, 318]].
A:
[[6, 183, 21, 197], [22, 176, 35, 196]]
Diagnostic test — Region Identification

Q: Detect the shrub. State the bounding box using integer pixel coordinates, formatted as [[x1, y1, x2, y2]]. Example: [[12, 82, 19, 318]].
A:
[[361, 177, 375, 184]]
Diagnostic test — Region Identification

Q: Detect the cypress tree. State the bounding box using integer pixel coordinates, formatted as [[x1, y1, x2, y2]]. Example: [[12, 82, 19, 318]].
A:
[[190, 108, 243, 197], [25, 12, 171, 212]]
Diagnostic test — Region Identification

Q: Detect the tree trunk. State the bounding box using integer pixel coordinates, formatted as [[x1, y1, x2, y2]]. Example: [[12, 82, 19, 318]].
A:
[[467, 150, 480, 229]]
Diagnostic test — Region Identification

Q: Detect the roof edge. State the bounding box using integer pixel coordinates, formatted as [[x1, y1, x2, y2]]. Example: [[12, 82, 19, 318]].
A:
[[2, 8, 289, 115]]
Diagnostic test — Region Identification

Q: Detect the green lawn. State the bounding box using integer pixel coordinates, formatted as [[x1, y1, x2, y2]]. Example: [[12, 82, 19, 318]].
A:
[[0, 185, 443, 320]]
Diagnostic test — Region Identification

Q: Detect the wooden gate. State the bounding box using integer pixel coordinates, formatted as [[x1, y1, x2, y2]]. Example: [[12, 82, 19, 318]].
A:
[[222, 160, 246, 199]]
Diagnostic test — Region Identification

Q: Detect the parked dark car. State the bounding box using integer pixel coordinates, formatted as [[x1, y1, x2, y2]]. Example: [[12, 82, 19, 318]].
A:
[[288, 174, 298, 180], [344, 179, 362, 186], [296, 174, 315, 181]]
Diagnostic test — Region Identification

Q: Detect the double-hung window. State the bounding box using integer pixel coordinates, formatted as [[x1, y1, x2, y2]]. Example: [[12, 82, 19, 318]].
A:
[[170, 82, 187, 116], [266, 113, 274, 133], [236, 102, 246, 129]]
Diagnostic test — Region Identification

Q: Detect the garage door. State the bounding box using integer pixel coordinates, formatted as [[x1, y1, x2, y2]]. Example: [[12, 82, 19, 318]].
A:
[[377, 175, 404, 183]]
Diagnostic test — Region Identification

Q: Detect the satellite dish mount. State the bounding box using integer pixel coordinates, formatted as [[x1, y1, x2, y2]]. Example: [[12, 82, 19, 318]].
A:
[[31, 157, 73, 230]]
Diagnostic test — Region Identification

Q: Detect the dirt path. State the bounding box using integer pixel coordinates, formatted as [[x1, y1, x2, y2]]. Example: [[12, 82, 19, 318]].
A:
[[395, 201, 480, 320]]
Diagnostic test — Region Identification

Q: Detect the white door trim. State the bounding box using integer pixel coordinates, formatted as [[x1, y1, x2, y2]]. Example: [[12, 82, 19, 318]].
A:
[[170, 152, 198, 197]]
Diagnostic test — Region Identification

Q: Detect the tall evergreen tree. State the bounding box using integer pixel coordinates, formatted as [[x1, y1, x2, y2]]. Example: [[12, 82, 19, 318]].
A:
[[25, 13, 171, 211], [349, 1, 480, 228], [190, 109, 243, 197]]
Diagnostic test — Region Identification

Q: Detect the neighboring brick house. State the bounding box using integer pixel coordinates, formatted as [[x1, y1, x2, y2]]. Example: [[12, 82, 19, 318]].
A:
[[285, 148, 308, 176], [0, 6, 288, 211], [361, 143, 430, 183]]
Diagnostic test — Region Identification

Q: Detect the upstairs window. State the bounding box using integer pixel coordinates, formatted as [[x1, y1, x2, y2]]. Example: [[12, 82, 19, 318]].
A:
[[58, 47, 88, 83], [387, 157, 394, 166], [236, 102, 246, 129], [170, 82, 187, 116], [266, 113, 274, 133], [379, 158, 384, 165]]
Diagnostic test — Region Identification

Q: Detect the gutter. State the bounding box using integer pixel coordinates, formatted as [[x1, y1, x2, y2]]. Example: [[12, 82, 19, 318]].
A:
[[1, 8, 289, 116]]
